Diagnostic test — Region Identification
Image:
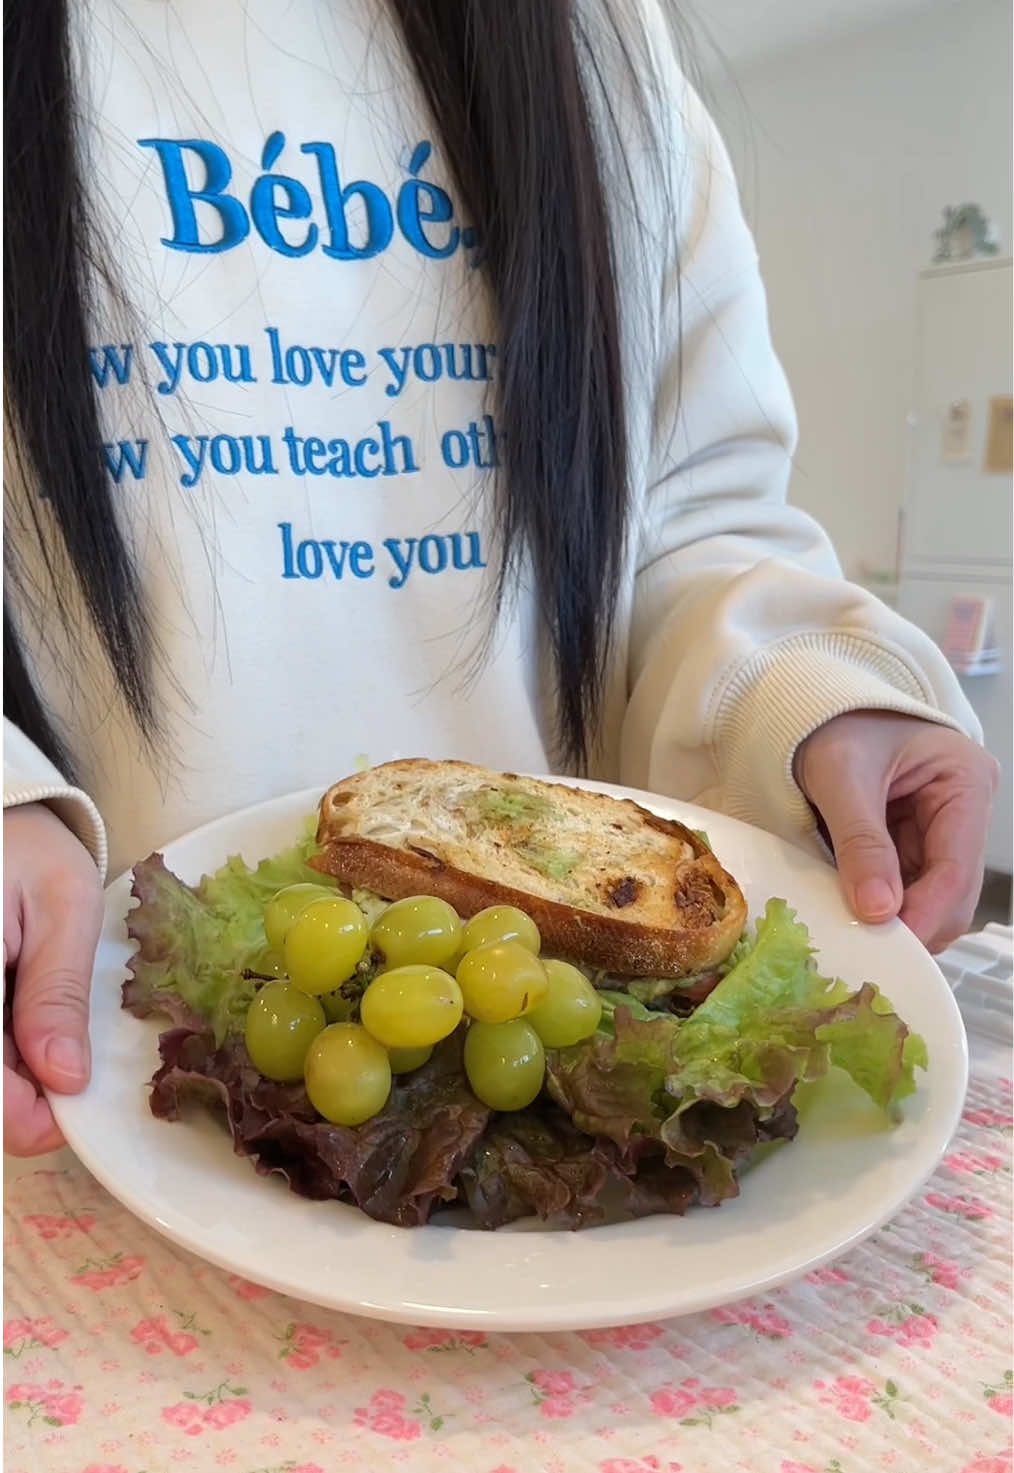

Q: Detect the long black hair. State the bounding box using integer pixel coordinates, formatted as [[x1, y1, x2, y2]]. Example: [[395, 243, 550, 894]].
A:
[[4, 0, 649, 775]]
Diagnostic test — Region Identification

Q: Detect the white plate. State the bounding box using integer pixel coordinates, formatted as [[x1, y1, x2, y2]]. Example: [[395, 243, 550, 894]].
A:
[[53, 778, 968, 1331]]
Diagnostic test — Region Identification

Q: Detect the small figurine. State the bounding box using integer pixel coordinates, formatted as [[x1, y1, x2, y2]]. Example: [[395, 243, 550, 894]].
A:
[[933, 204, 1000, 263]]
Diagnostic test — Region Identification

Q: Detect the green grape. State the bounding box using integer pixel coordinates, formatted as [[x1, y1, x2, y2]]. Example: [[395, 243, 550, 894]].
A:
[[319, 989, 354, 1024], [244, 981, 325, 1082], [370, 895, 463, 969], [263, 882, 334, 952], [304, 1023, 392, 1126], [387, 1043, 434, 1074], [527, 959, 602, 1047], [463, 1019, 546, 1111], [246, 944, 287, 979], [461, 904, 540, 955], [360, 965, 464, 1048], [284, 897, 369, 996], [455, 941, 548, 1024]]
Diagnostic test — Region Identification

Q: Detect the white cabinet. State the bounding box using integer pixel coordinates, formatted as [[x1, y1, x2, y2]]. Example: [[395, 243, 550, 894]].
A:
[[898, 257, 1012, 876], [896, 571, 1012, 874], [904, 260, 1012, 568]]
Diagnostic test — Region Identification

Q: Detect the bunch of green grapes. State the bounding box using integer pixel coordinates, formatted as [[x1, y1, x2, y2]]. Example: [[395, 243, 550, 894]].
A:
[[244, 887, 602, 1126]]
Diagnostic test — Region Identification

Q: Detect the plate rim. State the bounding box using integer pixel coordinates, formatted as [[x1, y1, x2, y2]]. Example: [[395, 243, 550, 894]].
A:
[[51, 777, 970, 1330]]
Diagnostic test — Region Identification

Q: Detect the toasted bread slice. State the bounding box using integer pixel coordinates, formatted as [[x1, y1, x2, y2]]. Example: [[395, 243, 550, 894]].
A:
[[312, 759, 746, 978]]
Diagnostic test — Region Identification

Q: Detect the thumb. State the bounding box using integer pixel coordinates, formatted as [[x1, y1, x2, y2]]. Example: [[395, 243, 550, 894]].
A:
[[12, 882, 100, 1094], [804, 769, 903, 924]]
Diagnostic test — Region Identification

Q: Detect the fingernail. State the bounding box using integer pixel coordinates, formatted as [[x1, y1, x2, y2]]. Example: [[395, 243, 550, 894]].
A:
[[855, 878, 897, 919], [44, 1036, 89, 1084]]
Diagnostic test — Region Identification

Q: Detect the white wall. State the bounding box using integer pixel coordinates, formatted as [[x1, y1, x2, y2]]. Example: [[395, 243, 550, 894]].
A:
[[711, 0, 1012, 580]]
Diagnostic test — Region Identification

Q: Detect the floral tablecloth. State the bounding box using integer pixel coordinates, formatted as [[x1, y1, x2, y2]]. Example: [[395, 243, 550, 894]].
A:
[[4, 1070, 1011, 1473]]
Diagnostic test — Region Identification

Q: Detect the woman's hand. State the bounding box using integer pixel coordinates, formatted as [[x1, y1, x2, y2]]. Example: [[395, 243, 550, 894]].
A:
[[795, 711, 1000, 953], [3, 803, 103, 1155]]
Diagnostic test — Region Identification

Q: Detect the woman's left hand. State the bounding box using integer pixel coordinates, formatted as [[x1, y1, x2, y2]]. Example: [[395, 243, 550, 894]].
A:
[[794, 710, 1000, 953]]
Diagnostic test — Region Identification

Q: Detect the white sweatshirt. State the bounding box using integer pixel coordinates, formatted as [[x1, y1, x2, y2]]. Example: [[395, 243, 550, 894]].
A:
[[3, 0, 977, 884]]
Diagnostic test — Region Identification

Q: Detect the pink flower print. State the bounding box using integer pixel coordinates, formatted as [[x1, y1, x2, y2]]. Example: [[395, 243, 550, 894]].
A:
[[962, 1106, 1014, 1129], [867, 1303, 939, 1347], [650, 1376, 739, 1426], [45, 1389, 85, 1424], [805, 1266, 849, 1285], [868, 1318, 902, 1339], [403, 1328, 446, 1350], [130, 1316, 199, 1357], [815, 1374, 900, 1423], [898, 1314, 938, 1347], [651, 1386, 698, 1419], [913, 1252, 961, 1289], [712, 1301, 792, 1338], [374, 1411, 424, 1439], [290, 1323, 327, 1345], [815, 1375, 877, 1422], [402, 1326, 488, 1352], [4, 1318, 69, 1357], [6, 1379, 83, 1427], [278, 1321, 346, 1368], [600, 1461, 684, 1473], [945, 1150, 1008, 1174], [527, 1369, 593, 1420], [81, 1466, 129, 1473], [226, 1274, 269, 1300], [71, 1253, 144, 1290], [780, 1464, 819, 1473], [162, 1382, 250, 1436], [961, 1458, 1013, 1473], [162, 1403, 206, 1437], [33, 1320, 68, 1348], [984, 1371, 1014, 1415], [23, 1213, 96, 1240], [531, 1370, 579, 1396], [698, 1386, 738, 1409], [202, 1399, 251, 1429], [925, 1192, 993, 1220], [540, 1397, 578, 1419], [353, 1389, 425, 1440], [581, 1323, 664, 1351], [372, 1389, 407, 1412]]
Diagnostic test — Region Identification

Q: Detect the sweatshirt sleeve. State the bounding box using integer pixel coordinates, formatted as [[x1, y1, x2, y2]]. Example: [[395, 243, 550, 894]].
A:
[[4, 719, 108, 883], [619, 49, 980, 846]]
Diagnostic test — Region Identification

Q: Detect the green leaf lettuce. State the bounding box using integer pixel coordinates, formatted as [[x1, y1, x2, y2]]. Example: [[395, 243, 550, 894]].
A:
[[123, 821, 332, 1044]]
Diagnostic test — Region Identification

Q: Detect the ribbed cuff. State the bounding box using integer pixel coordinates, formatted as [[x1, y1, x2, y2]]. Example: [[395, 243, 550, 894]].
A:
[[713, 632, 965, 841], [3, 785, 109, 886]]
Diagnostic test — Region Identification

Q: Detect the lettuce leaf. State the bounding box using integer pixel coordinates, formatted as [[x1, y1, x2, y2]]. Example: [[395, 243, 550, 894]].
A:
[[544, 1005, 801, 1205], [665, 899, 926, 1117], [123, 825, 332, 1044], [150, 1026, 491, 1227], [456, 1107, 617, 1228], [547, 900, 926, 1207], [545, 1006, 679, 1147]]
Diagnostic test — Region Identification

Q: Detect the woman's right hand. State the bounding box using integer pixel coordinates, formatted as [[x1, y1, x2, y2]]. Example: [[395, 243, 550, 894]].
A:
[[3, 803, 103, 1155]]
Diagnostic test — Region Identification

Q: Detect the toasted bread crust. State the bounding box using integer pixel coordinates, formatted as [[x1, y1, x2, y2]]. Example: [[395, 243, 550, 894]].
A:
[[312, 760, 747, 977]]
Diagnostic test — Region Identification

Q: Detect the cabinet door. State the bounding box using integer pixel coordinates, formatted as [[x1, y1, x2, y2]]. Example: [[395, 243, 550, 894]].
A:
[[904, 261, 1012, 571], [896, 571, 1012, 876]]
